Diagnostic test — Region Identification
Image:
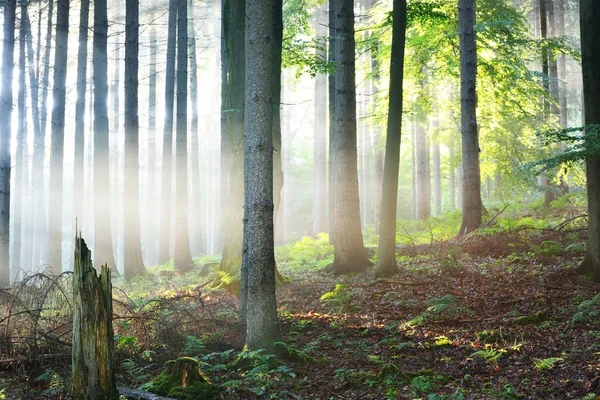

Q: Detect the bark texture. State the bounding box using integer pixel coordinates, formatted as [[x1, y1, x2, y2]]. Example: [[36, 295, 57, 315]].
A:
[[243, 0, 281, 350], [580, 0, 600, 282], [72, 235, 118, 399], [375, 0, 407, 278], [124, 0, 145, 279], [458, 0, 482, 235], [93, 0, 116, 268], [331, 0, 372, 274]]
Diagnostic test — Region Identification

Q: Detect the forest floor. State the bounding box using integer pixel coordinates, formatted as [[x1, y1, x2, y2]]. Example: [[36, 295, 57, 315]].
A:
[[1, 212, 600, 399]]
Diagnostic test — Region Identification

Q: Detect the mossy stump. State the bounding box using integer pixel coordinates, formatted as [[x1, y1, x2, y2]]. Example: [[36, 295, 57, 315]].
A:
[[147, 357, 218, 400], [72, 235, 119, 399]]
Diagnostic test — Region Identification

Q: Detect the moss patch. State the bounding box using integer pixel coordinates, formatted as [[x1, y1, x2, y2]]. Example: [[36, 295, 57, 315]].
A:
[[145, 357, 218, 400]]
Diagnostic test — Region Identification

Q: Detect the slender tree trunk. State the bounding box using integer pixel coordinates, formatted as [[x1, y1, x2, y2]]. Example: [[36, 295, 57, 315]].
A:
[[112, 41, 122, 271], [73, 0, 89, 269], [219, 0, 227, 254], [220, 0, 245, 273], [313, 3, 327, 235], [94, 0, 117, 269], [432, 120, 441, 216], [449, 140, 456, 210], [188, 1, 203, 255], [0, 0, 16, 285], [159, 0, 177, 264], [48, 0, 70, 274], [123, 0, 145, 279], [243, 0, 281, 350], [328, 0, 336, 243], [370, 47, 383, 229], [146, 24, 157, 265], [415, 88, 430, 220], [33, 0, 53, 270], [13, 2, 27, 277], [375, 0, 407, 278], [458, 0, 482, 235], [331, 0, 372, 274], [173, 0, 194, 272], [579, 0, 600, 281], [411, 118, 417, 219]]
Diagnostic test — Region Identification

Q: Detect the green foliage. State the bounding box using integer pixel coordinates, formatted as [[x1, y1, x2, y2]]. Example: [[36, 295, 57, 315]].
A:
[[275, 233, 334, 274], [141, 357, 218, 400], [319, 284, 358, 311], [33, 370, 65, 397], [532, 357, 562, 372], [403, 295, 474, 327], [514, 310, 549, 325], [471, 348, 506, 369], [572, 293, 600, 325], [529, 241, 564, 257]]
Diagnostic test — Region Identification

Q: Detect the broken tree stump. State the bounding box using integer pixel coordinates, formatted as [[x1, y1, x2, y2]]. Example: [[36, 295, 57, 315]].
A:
[[72, 235, 119, 399]]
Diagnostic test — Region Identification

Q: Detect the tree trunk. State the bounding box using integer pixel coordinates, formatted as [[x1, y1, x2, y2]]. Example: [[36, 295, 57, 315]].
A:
[[72, 0, 89, 271], [159, 0, 177, 264], [580, 0, 600, 282], [415, 86, 430, 221], [71, 235, 118, 399], [174, 0, 194, 272], [94, 0, 117, 269], [219, 0, 227, 254], [33, 0, 53, 270], [220, 0, 245, 273], [458, 0, 482, 235], [243, 0, 281, 350], [432, 120, 441, 216], [312, 3, 327, 235], [375, 0, 407, 278], [13, 2, 27, 277], [411, 118, 417, 219], [124, 0, 145, 279], [328, 0, 336, 244], [272, 0, 284, 247], [370, 35, 383, 229], [449, 140, 456, 210], [188, 2, 203, 255], [331, 0, 372, 274], [48, 0, 70, 274], [146, 24, 157, 265], [0, 0, 15, 285]]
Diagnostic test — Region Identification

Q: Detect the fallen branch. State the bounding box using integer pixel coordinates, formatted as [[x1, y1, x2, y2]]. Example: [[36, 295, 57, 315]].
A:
[[118, 387, 177, 400], [484, 204, 510, 228]]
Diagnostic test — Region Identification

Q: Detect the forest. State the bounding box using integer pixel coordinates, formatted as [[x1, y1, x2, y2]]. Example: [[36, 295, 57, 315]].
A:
[[0, 0, 600, 398]]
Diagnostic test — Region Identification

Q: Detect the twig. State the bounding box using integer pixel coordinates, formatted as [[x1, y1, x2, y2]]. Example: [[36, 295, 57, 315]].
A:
[[553, 213, 587, 231], [484, 204, 510, 228]]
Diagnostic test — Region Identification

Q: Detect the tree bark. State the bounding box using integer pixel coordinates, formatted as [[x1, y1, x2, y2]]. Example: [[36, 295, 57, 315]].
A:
[[375, 0, 407, 278], [124, 0, 145, 279], [94, 0, 117, 269], [331, 0, 372, 274], [580, 0, 600, 282], [272, 0, 284, 247], [159, 0, 177, 265], [48, 0, 70, 274], [220, 0, 245, 273], [458, 0, 482, 235], [146, 23, 158, 265], [174, 0, 194, 272], [243, 0, 281, 349], [72, 0, 89, 271], [71, 235, 118, 399], [432, 120, 441, 216], [328, 0, 336, 244], [415, 82, 430, 221]]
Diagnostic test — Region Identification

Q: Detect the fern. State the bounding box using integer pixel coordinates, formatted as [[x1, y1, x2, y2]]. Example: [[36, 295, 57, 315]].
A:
[[532, 357, 562, 371]]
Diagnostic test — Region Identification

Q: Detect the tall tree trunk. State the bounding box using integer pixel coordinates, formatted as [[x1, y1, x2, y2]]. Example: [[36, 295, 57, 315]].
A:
[[112, 41, 122, 271], [432, 120, 441, 216], [159, 0, 177, 264], [411, 118, 417, 219], [331, 0, 371, 274], [370, 41, 383, 229], [219, 0, 227, 254], [449, 140, 456, 210], [220, 0, 245, 273], [415, 85, 430, 221], [123, 0, 145, 279], [375, 0, 407, 278], [33, 0, 53, 270], [188, 1, 203, 255], [146, 24, 157, 265], [94, 0, 117, 269], [174, 0, 194, 272], [48, 0, 70, 274], [242, 0, 281, 350], [0, 0, 16, 285], [13, 2, 27, 277], [579, 0, 600, 281], [328, 0, 336, 243], [313, 3, 327, 235], [458, 0, 482, 235], [73, 0, 89, 269]]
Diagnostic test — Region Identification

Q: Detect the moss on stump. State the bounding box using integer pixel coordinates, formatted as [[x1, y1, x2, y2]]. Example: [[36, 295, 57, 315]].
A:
[[147, 357, 218, 400]]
